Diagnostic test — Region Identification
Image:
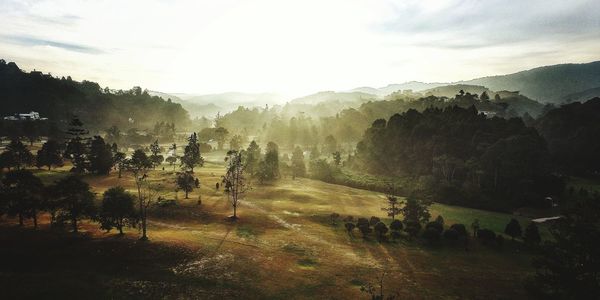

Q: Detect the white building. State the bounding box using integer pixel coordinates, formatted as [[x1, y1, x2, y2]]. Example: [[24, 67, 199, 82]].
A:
[[3, 111, 47, 121]]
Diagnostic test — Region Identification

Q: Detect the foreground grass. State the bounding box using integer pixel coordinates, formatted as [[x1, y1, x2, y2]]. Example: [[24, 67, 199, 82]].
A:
[[0, 155, 539, 299]]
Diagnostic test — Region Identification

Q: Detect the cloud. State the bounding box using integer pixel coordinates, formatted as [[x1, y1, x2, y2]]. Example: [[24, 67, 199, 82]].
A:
[[0, 34, 103, 54]]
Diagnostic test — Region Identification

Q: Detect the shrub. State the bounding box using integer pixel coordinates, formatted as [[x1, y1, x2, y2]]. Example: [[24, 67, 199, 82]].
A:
[[374, 222, 389, 241], [524, 222, 541, 246], [345, 222, 355, 233], [391, 231, 402, 240], [404, 221, 422, 238], [496, 235, 505, 249], [443, 228, 459, 241], [504, 218, 522, 240], [425, 221, 443, 235], [390, 219, 403, 231], [477, 229, 496, 245], [435, 215, 444, 226], [369, 216, 381, 226], [357, 217, 369, 228], [343, 215, 354, 222], [423, 227, 441, 245], [449, 223, 468, 237], [358, 224, 372, 237], [330, 213, 340, 225]]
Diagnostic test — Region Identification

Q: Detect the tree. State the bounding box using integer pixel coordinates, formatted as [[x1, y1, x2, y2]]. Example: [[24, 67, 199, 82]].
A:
[[332, 151, 342, 166], [176, 171, 198, 199], [480, 91, 490, 101], [51, 176, 95, 233], [524, 222, 541, 246], [291, 146, 306, 179], [64, 117, 89, 173], [1, 138, 34, 170], [222, 150, 248, 220], [229, 134, 243, 150], [36, 140, 63, 170], [166, 156, 178, 170], [214, 127, 229, 150], [127, 149, 153, 240], [88, 136, 113, 175], [401, 195, 431, 225], [528, 194, 600, 298], [324, 135, 337, 154], [113, 151, 127, 178], [99, 186, 137, 234], [345, 222, 355, 234], [435, 215, 444, 226], [471, 219, 480, 237], [257, 142, 279, 182], [245, 140, 261, 176], [504, 218, 522, 241], [180, 133, 204, 172], [1, 170, 44, 228], [149, 140, 164, 169], [381, 192, 400, 220]]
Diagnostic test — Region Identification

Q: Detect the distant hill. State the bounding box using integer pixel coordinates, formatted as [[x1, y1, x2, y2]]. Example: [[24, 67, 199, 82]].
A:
[[0, 60, 190, 131], [350, 81, 446, 96], [290, 91, 376, 105], [422, 84, 490, 98], [560, 87, 600, 103], [460, 61, 600, 104]]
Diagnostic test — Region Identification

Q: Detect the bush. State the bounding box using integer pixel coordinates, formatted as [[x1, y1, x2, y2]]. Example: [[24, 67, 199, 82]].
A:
[[374, 222, 389, 241], [343, 215, 354, 222], [504, 218, 522, 240], [390, 219, 403, 231], [524, 222, 541, 246], [404, 221, 422, 238], [477, 229, 497, 245], [345, 222, 355, 233], [449, 223, 468, 237], [443, 228, 459, 241], [423, 227, 441, 245], [357, 217, 369, 228], [425, 221, 443, 235], [369, 216, 381, 226], [496, 235, 505, 249], [358, 224, 372, 237], [391, 231, 403, 240]]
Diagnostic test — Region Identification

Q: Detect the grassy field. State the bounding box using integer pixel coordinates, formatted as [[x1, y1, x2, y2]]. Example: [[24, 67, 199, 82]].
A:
[[0, 151, 540, 299]]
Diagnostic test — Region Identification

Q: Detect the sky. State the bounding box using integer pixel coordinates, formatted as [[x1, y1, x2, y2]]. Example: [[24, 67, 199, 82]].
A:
[[1, 0, 599, 97]]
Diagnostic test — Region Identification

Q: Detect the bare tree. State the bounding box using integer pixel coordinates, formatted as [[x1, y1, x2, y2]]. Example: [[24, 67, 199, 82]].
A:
[[222, 150, 249, 220], [360, 265, 398, 300]]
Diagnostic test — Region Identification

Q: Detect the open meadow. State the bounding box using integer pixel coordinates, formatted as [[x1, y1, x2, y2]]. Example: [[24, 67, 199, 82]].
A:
[[0, 151, 540, 299]]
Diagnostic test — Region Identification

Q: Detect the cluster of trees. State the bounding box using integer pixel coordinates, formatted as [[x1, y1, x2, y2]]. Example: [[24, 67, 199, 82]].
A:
[[534, 98, 600, 176], [0, 169, 156, 237], [352, 106, 562, 211], [0, 60, 190, 132]]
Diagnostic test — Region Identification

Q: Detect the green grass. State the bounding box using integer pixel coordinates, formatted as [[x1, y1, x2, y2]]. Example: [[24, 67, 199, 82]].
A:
[[0, 157, 538, 299]]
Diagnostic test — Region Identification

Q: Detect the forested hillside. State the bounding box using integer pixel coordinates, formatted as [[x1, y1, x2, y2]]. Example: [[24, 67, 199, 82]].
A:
[[0, 60, 190, 131]]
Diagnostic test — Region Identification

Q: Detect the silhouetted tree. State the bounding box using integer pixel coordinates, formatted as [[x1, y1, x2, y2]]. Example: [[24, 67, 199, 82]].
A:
[[1, 170, 44, 228], [99, 186, 137, 234], [149, 140, 164, 169], [36, 140, 63, 170], [524, 222, 541, 246], [504, 218, 522, 241], [51, 176, 95, 233]]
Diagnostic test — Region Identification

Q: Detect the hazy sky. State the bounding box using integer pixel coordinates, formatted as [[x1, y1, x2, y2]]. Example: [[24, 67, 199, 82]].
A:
[[1, 0, 599, 97]]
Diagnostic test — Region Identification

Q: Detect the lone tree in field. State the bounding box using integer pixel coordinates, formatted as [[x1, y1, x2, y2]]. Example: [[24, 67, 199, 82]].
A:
[[222, 150, 248, 220], [99, 186, 137, 235], [0, 138, 34, 170], [1, 170, 44, 228], [524, 222, 541, 246], [149, 140, 164, 169], [291, 146, 306, 179], [181, 133, 204, 172], [176, 171, 198, 199], [51, 176, 95, 233], [381, 190, 401, 220], [127, 149, 153, 240], [504, 218, 522, 241], [36, 140, 63, 170]]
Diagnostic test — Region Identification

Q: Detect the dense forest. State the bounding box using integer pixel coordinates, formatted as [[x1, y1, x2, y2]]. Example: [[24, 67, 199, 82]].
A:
[[0, 60, 190, 131]]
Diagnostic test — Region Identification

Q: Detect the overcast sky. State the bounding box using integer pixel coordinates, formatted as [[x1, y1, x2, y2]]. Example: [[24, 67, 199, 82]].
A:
[[1, 0, 599, 97]]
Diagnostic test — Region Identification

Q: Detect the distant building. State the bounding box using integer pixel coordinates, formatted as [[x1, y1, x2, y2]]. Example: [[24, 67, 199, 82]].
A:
[[479, 110, 497, 118], [3, 111, 47, 121]]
